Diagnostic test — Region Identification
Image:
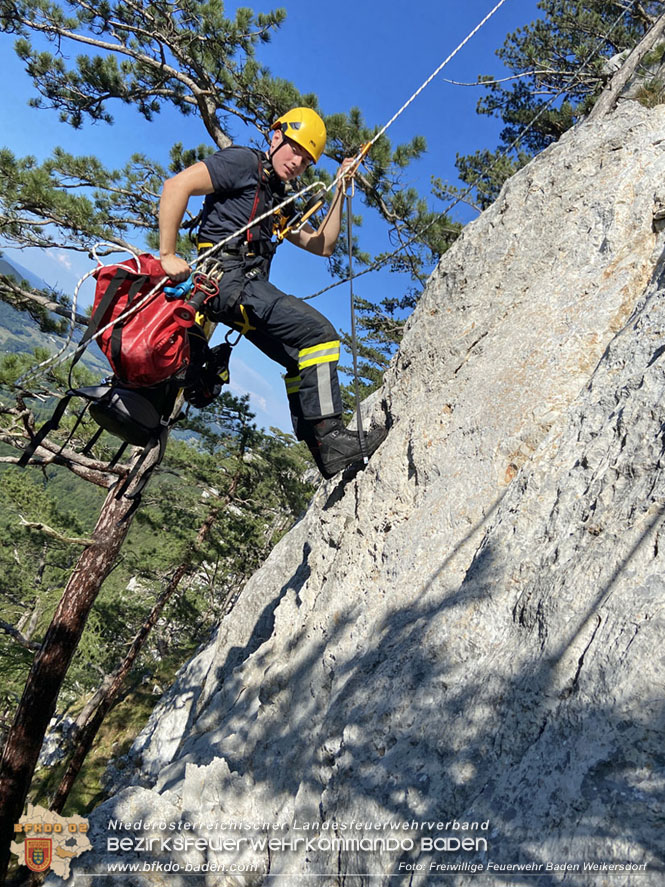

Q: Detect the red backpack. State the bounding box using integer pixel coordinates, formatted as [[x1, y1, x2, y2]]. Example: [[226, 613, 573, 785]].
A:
[[19, 254, 226, 509], [88, 253, 191, 386]]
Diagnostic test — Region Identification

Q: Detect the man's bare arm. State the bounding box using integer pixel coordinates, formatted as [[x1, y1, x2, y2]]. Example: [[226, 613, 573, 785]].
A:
[[159, 162, 215, 280], [287, 159, 355, 257]]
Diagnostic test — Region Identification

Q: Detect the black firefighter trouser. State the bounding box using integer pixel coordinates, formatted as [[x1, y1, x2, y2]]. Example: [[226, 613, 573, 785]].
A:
[[204, 257, 343, 436]]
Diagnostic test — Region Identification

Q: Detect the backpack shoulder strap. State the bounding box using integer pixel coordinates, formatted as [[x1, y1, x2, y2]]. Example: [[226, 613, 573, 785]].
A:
[[246, 150, 268, 245], [18, 393, 74, 467]]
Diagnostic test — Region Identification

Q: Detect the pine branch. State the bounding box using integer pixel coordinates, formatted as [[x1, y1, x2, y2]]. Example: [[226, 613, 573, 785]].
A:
[[0, 276, 89, 326], [15, 6, 232, 147]]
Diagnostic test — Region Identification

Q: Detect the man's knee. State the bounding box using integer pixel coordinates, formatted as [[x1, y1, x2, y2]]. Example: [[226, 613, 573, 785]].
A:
[[291, 299, 338, 348], [318, 318, 339, 345]]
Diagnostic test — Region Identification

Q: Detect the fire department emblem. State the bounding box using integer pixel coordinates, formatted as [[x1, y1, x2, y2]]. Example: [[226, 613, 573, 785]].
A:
[[25, 837, 52, 872]]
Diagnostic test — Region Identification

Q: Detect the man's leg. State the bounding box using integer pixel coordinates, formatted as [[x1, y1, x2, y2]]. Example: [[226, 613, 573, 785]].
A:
[[240, 278, 343, 421], [240, 279, 386, 477]]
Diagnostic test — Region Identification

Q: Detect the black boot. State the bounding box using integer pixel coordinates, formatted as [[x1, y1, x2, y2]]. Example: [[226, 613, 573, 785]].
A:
[[310, 417, 387, 479]]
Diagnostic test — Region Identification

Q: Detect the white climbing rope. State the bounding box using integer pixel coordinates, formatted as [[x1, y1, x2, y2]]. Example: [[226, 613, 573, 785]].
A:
[[364, 0, 510, 152]]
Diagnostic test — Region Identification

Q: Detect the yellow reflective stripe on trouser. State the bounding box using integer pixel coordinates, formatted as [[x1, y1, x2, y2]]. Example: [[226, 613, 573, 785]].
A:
[[284, 374, 301, 395], [298, 340, 340, 370]]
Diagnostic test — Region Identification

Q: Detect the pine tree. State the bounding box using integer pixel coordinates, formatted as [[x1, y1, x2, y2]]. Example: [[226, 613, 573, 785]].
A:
[[45, 392, 313, 815], [439, 0, 662, 207], [0, 0, 457, 303]]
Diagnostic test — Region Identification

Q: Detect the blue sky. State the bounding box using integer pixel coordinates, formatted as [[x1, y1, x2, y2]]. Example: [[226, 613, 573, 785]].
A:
[[0, 0, 543, 431]]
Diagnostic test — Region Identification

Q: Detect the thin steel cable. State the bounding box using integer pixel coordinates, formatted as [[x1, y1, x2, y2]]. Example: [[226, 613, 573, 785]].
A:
[[346, 191, 368, 462]]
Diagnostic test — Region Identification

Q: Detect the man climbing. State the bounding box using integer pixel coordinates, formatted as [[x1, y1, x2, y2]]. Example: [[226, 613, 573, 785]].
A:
[[158, 107, 386, 478]]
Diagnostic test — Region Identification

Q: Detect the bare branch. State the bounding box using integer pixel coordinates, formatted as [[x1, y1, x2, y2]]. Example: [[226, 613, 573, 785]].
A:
[[441, 71, 555, 86], [0, 404, 128, 487], [0, 275, 89, 327], [590, 9, 665, 119], [18, 517, 95, 547], [0, 620, 40, 653], [0, 445, 114, 487], [355, 171, 399, 223]]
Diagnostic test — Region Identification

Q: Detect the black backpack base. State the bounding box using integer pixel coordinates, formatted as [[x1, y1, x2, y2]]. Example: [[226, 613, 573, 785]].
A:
[[79, 383, 180, 447]]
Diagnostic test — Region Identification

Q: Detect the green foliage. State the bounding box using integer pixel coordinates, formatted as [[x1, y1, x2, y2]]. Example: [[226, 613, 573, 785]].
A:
[[57, 390, 315, 705], [0, 364, 314, 759], [433, 147, 531, 212], [0, 0, 459, 801], [0, 467, 95, 732], [1, 0, 458, 280], [0, 146, 169, 256], [0, 279, 310, 722], [642, 41, 665, 68], [451, 0, 660, 203], [4, 1, 286, 137], [324, 108, 458, 281], [0, 264, 69, 334], [0, 0, 469, 410], [635, 78, 665, 108], [1, 148, 98, 247], [339, 291, 412, 413]]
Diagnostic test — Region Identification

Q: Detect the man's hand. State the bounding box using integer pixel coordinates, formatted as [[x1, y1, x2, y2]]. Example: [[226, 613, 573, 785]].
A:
[[160, 253, 192, 281], [287, 156, 360, 257], [336, 157, 357, 193]]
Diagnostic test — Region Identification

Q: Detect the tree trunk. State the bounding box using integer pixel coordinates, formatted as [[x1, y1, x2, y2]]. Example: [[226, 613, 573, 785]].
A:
[[0, 449, 160, 883], [589, 10, 665, 120], [49, 506, 220, 814]]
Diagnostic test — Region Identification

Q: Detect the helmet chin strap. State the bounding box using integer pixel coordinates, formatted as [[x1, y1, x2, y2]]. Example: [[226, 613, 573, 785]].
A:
[[266, 136, 297, 191], [264, 141, 294, 199], [267, 130, 289, 164]]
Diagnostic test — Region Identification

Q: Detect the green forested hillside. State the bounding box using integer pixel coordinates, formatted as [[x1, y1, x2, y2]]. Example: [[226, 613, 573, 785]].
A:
[[0, 298, 63, 357]]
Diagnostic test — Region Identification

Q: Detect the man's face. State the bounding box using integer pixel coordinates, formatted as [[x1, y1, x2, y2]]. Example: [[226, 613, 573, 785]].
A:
[[269, 129, 313, 180]]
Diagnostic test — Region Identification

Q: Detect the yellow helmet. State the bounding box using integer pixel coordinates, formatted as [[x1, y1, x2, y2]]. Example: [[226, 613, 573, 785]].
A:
[[273, 107, 326, 163]]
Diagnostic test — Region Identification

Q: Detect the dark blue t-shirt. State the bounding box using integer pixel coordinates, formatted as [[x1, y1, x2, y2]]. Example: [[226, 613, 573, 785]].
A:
[[199, 145, 287, 248]]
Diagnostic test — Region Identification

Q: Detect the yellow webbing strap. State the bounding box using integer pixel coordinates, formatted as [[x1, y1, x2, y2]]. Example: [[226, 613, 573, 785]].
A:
[[234, 304, 255, 337]]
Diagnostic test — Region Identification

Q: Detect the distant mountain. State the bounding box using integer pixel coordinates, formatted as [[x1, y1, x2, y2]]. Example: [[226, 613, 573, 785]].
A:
[[0, 255, 108, 378], [0, 255, 49, 291]]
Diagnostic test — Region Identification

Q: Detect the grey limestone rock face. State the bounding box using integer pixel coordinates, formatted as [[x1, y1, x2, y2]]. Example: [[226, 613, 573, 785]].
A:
[[60, 102, 665, 885]]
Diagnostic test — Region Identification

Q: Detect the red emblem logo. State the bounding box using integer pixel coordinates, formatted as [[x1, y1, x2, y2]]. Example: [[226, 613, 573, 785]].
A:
[[25, 837, 52, 872]]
